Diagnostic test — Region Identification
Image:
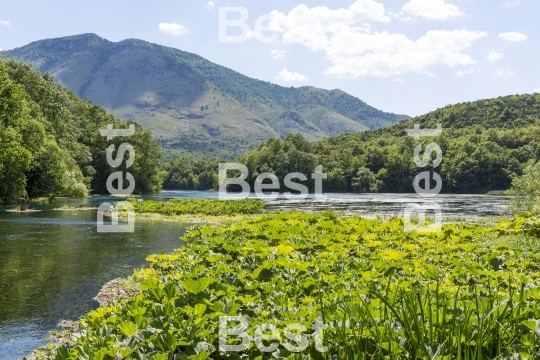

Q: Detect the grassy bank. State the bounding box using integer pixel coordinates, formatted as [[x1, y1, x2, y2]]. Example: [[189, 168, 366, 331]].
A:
[[30, 211, 540, 360]]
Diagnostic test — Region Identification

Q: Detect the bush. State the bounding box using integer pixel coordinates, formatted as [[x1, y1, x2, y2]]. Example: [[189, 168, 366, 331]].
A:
[[509, 160, 540, 215]]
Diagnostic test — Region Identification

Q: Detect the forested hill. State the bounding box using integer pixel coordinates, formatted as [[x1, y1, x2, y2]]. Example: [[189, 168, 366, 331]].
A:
[[164, 94, 540, 194], [1, 33, 408, 159], [0, 58, 163, 203], [361, 94, 540, 134]]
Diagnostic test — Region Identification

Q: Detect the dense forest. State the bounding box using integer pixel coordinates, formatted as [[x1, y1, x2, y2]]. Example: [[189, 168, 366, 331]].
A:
[[164, 94, 540, 194], [0, 58, 164, 203]]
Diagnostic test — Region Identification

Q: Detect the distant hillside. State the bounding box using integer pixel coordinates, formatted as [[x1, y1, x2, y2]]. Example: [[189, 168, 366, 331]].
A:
[[0, 34, 408, 159], [165, 94, 540, 194]]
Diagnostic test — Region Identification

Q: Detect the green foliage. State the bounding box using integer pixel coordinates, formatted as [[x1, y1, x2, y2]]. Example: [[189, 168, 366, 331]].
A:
[[0, 62, 46, 202], [52, 213, 540, 359], [127, 198, 267, 217], [163, 157, 223, 191], [351, 167, 381, 193], [0, 58, 164, 202], [509, 161, 540, 215], [164, 94, 540, 194], [495, 212, 540, 237]]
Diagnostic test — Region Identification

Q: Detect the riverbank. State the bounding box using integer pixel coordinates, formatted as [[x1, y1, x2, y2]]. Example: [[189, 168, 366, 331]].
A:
[[11, 196, 517, 359], [21, 208, 540, 359], [0, 203, 191, 360], [20, 277, 141, 360]]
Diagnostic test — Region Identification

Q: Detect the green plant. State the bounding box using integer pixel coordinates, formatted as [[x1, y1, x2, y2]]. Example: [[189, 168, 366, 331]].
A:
[[51, 213, 540, 359], [127, 198, 267, 217]]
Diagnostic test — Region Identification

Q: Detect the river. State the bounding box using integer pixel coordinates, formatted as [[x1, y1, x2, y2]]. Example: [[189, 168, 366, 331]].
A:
[[0, 192, 509, 359]]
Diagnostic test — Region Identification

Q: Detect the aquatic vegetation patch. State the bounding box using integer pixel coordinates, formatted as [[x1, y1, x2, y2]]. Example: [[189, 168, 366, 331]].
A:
[[51, 213, 540, 359], [127, 198, 267, 217], [53, 205, 98, 211]]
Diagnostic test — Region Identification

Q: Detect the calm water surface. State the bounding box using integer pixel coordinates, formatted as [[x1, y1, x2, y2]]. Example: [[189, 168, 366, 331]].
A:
[[0, 196, 190, 359], [162, 191, 510, 218], [0, 192, 510, 359]]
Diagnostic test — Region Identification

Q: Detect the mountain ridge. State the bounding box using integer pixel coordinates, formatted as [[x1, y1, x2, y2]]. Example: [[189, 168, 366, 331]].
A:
[[1, 33, 409, 158]]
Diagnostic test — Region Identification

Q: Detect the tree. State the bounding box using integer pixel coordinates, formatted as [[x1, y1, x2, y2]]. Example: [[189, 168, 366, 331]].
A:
[[0, 64, 45, 202], [0, 58, 165, 201], [352, 167, 381, 193], [509, 160, 540, 214]]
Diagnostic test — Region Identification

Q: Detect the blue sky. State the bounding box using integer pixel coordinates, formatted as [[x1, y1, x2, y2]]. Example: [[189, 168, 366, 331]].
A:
[[1, 0, 538, 117]]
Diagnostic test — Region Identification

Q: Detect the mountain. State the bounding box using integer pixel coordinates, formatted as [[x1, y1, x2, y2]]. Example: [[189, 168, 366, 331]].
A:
[[164, 94, 540, 194], [0, 34, 409, 159]]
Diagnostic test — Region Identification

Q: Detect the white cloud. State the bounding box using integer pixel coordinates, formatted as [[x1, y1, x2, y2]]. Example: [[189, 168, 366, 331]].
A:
[[502, 0, 520, 7], [324, 29, 487, 78], [262, 2, 486, 78], [494, 69, 514, 79], [457, 68, 482, 77], [158, 23, 188, 36], [0, 20, 11, 27], [276, 68, 309, 82], [271, 49, 287, 59], [391, 78, 403, 82], [267, 0, 391, 52], [402, 0, 464, 20], [205, 1, 215, 10], [499, 32, 527, 42], [487, 49, 504, 63]]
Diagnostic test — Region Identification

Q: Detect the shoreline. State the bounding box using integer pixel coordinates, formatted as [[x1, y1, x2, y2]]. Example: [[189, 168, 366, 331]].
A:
[[20, 277, 141, 360], [52, 206, 98, 211], [17, 207, 515, 359], [19, 207, 251, 360], [113, 210, 262, 224]]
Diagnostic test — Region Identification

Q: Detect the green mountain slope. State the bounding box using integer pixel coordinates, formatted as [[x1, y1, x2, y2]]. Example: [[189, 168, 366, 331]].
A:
[[0, 34, 408, 158], [0, 58, 163, 202], [164, 94, 540, 194]]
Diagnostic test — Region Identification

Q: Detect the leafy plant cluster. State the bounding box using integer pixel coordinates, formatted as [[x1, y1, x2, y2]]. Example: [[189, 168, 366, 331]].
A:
[[0, 58, 165, 202], [51, 213, 540, 359], [163, 94, 540, 194], [508, 161, 540, 215], [128, 199, 267, 217]]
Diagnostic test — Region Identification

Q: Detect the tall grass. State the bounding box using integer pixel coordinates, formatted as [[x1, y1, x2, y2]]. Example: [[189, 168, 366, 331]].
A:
[[312, 281, 537, 359]]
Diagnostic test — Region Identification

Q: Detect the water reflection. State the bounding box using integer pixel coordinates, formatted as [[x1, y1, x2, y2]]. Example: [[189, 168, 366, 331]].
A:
[[0, 203, 189, 359]]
